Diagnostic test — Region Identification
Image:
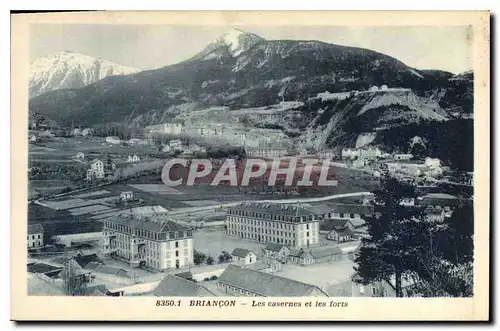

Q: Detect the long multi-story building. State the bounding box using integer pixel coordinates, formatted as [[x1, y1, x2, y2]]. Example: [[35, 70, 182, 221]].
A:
[[102, 213, 194, 271], [226, 202, 320, 249]]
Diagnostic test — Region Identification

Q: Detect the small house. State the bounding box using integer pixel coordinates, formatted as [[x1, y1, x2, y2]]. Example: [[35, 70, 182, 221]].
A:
[[327, 227, 355, 242], [264, 243, 290, 259], [120, 191, 134, 202], [127, 154, 140, 163], [394, 154, 413, 161], [288, 249, 314, 266], [105, 136, 121, 145], [75, 152, 85, 160], [231, 248, 257, 265]]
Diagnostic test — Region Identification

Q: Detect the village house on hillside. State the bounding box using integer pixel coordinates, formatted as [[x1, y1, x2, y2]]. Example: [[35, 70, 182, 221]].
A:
[[394, 153, 413, 161], [162, 120, 184, 136], [105, 136, 121, 145], [341, 148, 360, 160], [27, 224, 44, 249], [245, 146, 288, 158], [169, 139, 183, 151], [120, 191, 134, 202], [127, 154, 140, 163], [75, 152, 85, 161], [217, 264, 328, 297], [86, 158, 105, 181], [318, 149, 336, 161]]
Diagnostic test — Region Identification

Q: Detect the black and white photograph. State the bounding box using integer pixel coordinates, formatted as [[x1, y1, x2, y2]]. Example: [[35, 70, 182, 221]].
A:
[[10, 10, 490, 321]]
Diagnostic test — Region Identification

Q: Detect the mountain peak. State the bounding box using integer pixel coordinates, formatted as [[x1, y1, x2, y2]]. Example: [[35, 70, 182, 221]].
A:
[[189, 29, 265, 61], [217, 29, 265, 56], [29, 52, 139, 98]]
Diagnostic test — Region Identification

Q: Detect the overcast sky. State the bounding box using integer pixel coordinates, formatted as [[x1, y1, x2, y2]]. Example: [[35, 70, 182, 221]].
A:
[[30, 24, 472, 74]]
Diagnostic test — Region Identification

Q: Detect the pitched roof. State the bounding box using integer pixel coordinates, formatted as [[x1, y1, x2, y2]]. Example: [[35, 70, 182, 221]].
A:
[[264, 242, 286, 252], [85, 262, 102, 272], [83, 284, 108, 296], [330, 203, 374, 215], [28, 223, 44, 235], [218, 264, 326, 297], [231, 248, 254, 258], [174, 271, 193, 280], [27, 263, 62, 274], [229, 202, 319, 217], [310, 246, 342, 259], [244, 262, 268, 271], [304, 204, 332, 215], [288, 249, 311, 258], [321, 219, 352, 232], [94, 265, 129, 277], [108, 213, 191, 234], [73, 254, 103, 269], [329, 227, 355, 237], [153, 275, 215, 297]]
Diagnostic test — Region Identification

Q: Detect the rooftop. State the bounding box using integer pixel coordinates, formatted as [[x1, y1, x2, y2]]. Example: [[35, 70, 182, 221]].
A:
[[152, 275, 215, 297], [108, 213, 192, 234], [28, 223, 44, 235], [27, 262, 62, 274], [229, 202, 320, 218], [304, 204, 332, 215], [218, 264, 326, 297], [73, 254, 103, 269], [310, 246, 343, 259], [321, 219, 352, 232], [264, 242, 286, 252], [231, 248, 255, 258], [326, 203, 374, 215]]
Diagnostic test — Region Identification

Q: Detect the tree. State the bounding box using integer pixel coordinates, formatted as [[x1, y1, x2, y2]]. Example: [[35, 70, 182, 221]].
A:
[[60, 259, 89, 296], [193, 250, 207, 265], [206, 256, 214, 265], [410, 142, 426, 159], [218, 251, 232, 264], [354, 177, 426, 297]]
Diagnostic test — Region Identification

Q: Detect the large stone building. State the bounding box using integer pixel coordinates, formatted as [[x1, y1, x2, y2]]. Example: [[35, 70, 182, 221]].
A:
[[102, 213, 194, 271], [226, 202, 320, 249]]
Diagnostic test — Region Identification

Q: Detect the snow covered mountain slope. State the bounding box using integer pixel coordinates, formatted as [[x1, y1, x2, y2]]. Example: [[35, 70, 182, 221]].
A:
[[29, 51, 139, 98], [188, 29, 265, 61]]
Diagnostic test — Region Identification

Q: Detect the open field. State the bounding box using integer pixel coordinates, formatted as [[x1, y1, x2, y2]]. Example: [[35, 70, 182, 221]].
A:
[[193, 227, 266, 258], [28, 204, 103, 241]]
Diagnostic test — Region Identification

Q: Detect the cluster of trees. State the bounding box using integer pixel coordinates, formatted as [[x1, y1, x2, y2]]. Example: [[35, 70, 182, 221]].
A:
[[29, 163, 87, 182], [92, 122, 144, 139], [374, 119, 474, 171], [193, 250, 214, 266], [354, 177, 474, 297], [218, 251, 232, 264], [193, 250, 233, 266]]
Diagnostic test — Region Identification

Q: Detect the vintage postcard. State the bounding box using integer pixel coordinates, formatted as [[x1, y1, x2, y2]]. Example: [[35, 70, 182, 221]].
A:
[[11, 11, 490, 321]]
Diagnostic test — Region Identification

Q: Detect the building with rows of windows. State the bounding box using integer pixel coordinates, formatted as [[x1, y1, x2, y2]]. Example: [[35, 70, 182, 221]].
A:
[[102, 213, 194, 271], [226, 202, 320, 249]]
